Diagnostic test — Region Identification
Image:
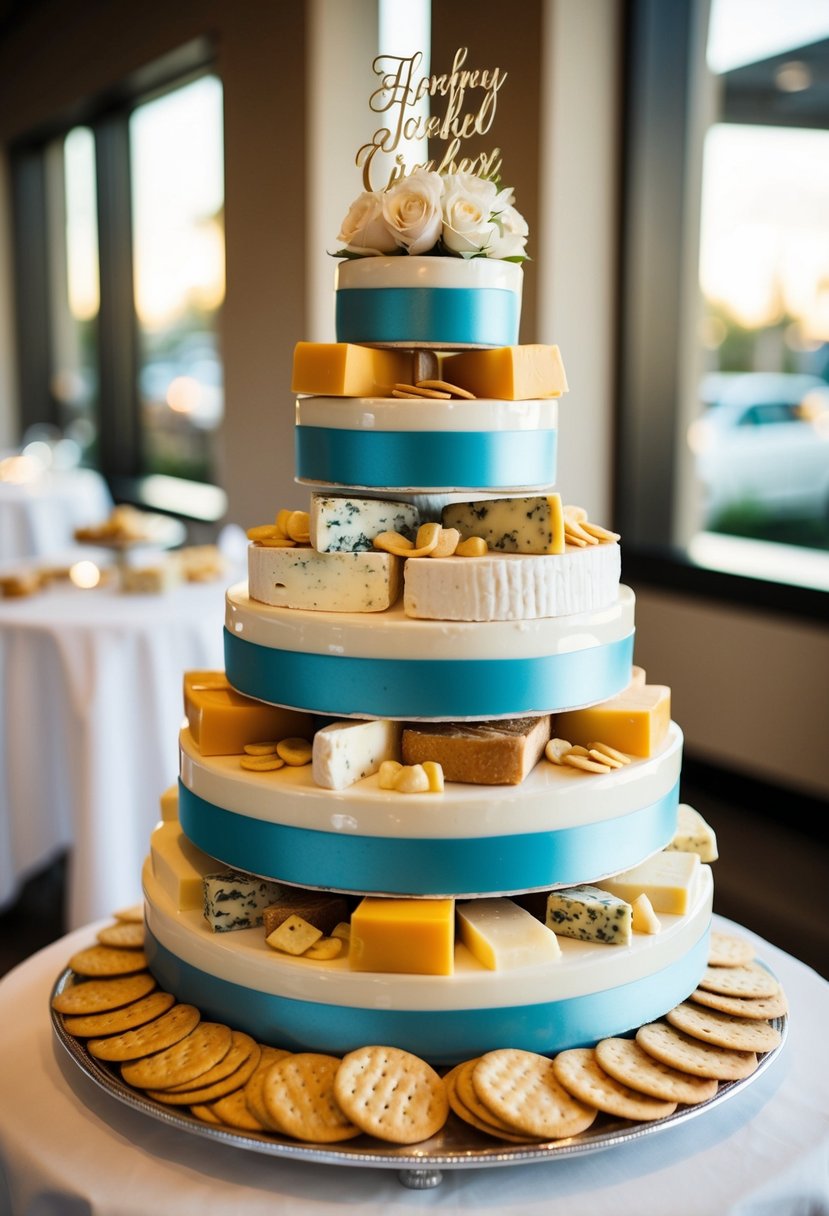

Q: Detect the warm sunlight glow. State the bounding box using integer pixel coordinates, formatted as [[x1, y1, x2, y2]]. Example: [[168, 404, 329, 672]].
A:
[[69, 560, 102, 589]]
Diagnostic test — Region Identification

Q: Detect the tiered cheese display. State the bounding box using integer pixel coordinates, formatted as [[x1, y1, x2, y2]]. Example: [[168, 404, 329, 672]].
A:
[[139, 68, 718, 1070]]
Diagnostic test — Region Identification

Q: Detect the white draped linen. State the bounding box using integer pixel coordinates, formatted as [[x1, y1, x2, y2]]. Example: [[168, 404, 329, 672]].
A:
[[0, 468, 112, 561], [0, 573, 228, 924]]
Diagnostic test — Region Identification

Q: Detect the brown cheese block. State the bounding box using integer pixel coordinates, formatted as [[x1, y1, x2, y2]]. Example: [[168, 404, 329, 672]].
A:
[[262, 892, 350, 938], [401, 716, 551, 786]]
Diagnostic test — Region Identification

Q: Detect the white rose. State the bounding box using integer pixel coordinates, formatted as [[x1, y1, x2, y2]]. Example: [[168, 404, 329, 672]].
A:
[[381, 168, 444, 255], [441, 172, 500, 255], [487, 203, 529, 260], [337, 190, 398, 255]]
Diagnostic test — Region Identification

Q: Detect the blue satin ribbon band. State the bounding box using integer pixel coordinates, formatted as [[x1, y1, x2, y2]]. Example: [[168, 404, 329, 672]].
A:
[[178, 778, 679, 895], [335, 286, 520, 346], [295, 426, 558, 489], [144, 925, 709, 1065], [224, 628, 634, 719]]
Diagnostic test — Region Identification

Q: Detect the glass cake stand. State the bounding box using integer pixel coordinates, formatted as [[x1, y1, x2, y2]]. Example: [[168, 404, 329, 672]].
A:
[[50, 968, 787, 1190]]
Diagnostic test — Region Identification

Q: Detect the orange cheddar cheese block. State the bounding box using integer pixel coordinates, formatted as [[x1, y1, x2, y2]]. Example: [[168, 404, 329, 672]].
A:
[[291, 342, 414, 397], [441, 344, 568, 400], [349, 897, 455, 975], [554, 684, 671, 758], [183, 671, 313, 756]]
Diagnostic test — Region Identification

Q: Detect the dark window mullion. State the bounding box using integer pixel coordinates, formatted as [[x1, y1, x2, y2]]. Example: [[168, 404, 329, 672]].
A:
[[93, 111, 140, 479], [10, 146, 54, 437]]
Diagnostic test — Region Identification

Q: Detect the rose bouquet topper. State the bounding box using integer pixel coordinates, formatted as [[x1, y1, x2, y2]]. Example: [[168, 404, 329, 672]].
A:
[[334, 48, 528, 262]]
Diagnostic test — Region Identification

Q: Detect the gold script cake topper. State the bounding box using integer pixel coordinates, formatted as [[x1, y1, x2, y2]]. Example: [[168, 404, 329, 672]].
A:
[[356, 47, 506, 191]]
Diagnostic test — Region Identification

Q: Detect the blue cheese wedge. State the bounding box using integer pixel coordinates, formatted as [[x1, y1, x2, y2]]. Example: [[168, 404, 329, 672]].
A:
[[310, 494, 419, 553], [312, 718, 402, 790], [545, 884, 633, 946], [457, 898, 561, 969], [203, 872, 284, 932], [248, 546, 401, 611], [665, 803, 719, 863], [441, 494, 564, 555]]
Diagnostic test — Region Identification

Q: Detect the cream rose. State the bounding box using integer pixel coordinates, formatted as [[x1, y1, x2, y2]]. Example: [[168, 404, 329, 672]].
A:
[[336, 190, 397, 255], [381, 168, 444, 255], [488, 202, 529, 260], [440, 172, 500, 255]]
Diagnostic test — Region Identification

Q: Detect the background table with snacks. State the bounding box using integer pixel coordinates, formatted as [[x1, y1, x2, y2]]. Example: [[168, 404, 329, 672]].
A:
[[0, 917, 826, 1216], [0, 459, 113, 562], [0, 538, 233, 926]]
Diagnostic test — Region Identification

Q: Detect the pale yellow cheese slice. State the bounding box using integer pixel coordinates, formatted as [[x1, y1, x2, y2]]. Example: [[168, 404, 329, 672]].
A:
[[596, 851, 700, 915]]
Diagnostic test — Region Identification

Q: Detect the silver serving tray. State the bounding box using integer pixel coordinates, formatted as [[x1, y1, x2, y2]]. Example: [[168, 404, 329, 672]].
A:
[[50, 967, 787, 1189]]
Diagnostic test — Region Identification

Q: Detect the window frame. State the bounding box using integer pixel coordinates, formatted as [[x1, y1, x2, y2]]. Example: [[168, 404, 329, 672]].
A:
[[8, 37, 221, 510], [615, 0, 828, 622]]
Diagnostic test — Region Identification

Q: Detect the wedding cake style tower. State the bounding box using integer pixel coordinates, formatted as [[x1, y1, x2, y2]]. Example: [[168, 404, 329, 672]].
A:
[[141, 47, 714, 1067]]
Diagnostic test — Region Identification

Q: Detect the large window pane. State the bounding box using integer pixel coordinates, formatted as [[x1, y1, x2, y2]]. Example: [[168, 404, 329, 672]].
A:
[[686, 3, 829, 559], [130, 75, 224, 482]]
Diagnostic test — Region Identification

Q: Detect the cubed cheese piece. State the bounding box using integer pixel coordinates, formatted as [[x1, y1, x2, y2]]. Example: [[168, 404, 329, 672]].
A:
[[184, 671, 313, 756], [266, 915, 323, 955], [631, 893, 662, 935], [554, 684, 671, 758], [349, 897, 455, 975], [596, 851, 700, 915], [441, 495, 564, 555], [262, 891, 350, 937], [441, 344, 568, 400], [665, 803, 719, 862], [403, 545, 621, 621], [456, 898, 561, 970], [120, 561, 181, 594], [150, 821, 219, 911], [248, 546, 401, 612], [310, 494, 419, 553], [159, 784, 179, 823], [291, 342, 415, 396], [313, 719, 401, 790], [545, 885, 632, 946], [401, 716, 550, 785], [203, 872, 284, 932]]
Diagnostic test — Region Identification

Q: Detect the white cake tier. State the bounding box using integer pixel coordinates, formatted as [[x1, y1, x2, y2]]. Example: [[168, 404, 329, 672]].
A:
[[224, 582, 636, 720], [295, 395, 558, 493], [178, 722, 682, 895], [142, 857, 712, 1064], [334, 255, 523, 349]]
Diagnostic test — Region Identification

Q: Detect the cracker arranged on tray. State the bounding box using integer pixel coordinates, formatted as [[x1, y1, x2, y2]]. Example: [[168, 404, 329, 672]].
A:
[[51, 927, 786, 1148]]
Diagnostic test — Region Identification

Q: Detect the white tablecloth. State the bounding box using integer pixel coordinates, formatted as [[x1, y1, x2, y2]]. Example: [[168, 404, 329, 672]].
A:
[[0, 919, 826, 1216], [0, 571, 229, 925], [0, 467, 112, 561]]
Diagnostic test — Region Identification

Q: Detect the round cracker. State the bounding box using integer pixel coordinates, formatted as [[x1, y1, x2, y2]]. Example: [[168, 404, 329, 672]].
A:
[[51, 972, 156, 1015], [88, 1003, 200, 1061], [208, 1086, 268, 1132], [68, 945, 148, 977], [472, 1049, 597, 1140], [121, 1021, 233, 1090], [636, 1021, 758, 1080], [113, 904, 144, 923], [96, 921, 145, 950], [264, 1053, 361, 1143], [163, 1031, 258, 1092], [666, 1001, 781, 1053], [244, 1046, 293, 1130], [690, 986, 788, 1020], [147, 1042, 262, 1105], [553, 1047, 677, 1121], [334, 1045, 448, 1145], [454, 1058, 537, 1137], [63, 991, 175, 1038], [697, 964, 779, 999], [595, 1037, 718, 1106], [445, 1062, 542, 1143], [190, 1102, 223, 1125], [708, 931, 755, 968]]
